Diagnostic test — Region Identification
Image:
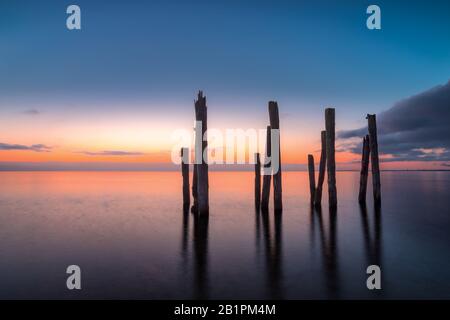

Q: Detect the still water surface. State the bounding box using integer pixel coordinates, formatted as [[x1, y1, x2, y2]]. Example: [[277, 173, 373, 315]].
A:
[[0, 171, 449, 299]]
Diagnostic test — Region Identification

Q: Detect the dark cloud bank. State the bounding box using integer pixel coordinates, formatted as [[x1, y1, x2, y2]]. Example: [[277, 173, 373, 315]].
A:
[[338, 80, 450, 164]]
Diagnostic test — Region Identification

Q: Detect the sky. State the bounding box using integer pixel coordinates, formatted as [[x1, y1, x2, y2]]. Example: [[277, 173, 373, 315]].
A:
[[0, 0, 449, 170]]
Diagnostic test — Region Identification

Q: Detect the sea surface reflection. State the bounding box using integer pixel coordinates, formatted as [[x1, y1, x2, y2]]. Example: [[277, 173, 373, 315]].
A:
[[0, 171, 449, 299]]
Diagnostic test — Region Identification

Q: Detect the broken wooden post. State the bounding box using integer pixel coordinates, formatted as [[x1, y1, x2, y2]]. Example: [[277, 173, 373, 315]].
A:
[[268, 101, 283, 213], [314, 130, 327, 207], [308, 154, 316, 205], [261, 125, 271, 212], [325, 108, 337, 209], [358, 135, 370, 204], [254, 153, 261, 211], [367, 114, 381, 205], [181, 147, 190, 211], [195, 91, 209, 215]]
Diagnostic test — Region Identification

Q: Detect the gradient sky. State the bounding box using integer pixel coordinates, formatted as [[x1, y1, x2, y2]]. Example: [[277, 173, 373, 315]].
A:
[[1, 0, 449, 169]]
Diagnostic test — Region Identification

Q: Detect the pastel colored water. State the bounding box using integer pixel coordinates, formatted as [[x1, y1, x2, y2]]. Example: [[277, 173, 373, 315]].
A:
[[0, 171, 449, 299]]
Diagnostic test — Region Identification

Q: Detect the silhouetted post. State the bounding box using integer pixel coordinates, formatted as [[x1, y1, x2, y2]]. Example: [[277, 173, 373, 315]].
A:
[[367, 114, 381, 205], [195, 91, 209, 215], [268, 101, 283, 213], [358, 135, 370, 204], [325, 108, 337, 209], [261, 126, 271, 212], [181, 148, 190, 211], [314, 131, 327, 207], [308, 154, 316, 205], [254, 153, 261, 211]]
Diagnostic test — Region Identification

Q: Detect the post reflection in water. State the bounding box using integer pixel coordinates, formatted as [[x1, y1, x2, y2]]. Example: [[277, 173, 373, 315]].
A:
[[181, 207, 190, 280], [310, 206, 340, 297], [180, 202, 382, 299], [180, 208, 210, 299], [192, 212, 209, 299], [359, 204, 382, 274], [255, 208, 261, 258], [257, 209, 284, 299]]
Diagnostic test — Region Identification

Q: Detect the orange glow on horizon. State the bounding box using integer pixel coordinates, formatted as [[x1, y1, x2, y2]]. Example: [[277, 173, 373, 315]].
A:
[[0, 108, 445, 170]]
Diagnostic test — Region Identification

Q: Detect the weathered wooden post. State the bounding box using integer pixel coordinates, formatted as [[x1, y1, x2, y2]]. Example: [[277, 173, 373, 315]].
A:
[[308, 154, 316, 205], [261, 126, 271, 212], [358, 135, 370, 204], [367, 114, 381, 205], [181, 147, 190, 211], [254, 153, 261, 211], [314, 130, 327, 207], [325, 108, 337, 209], [268, 101, 283, 213], [194, 91, 209, 215]]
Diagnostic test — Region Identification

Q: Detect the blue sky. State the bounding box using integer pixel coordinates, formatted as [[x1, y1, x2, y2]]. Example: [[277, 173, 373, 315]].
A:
[[2, 0, 449, 107]]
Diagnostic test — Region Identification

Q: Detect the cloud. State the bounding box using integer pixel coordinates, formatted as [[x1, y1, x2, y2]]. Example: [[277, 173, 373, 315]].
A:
[[80, 150, 145, 156], [0, 143, 52, 152], [23, 109, 40, 115], [338, 80, 450, 162]]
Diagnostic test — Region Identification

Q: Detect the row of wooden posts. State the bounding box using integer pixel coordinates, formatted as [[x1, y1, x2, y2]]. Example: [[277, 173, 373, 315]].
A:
[[181, 91, 381, 215], [306, 112, 381, 208], [304, 108, 338, 209], [254, 101, 283, 213]]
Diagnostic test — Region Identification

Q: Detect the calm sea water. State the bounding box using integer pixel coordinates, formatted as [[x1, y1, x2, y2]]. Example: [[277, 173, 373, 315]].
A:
[[0, 171, 449, 299]]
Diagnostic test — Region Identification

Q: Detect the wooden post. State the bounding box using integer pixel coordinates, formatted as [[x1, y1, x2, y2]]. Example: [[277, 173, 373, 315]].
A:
[[358, 135, 370, 204], [367, 114, 381, 205], [254, 153, 261, 211], [325, 108, 337, 208], [181, 148, 190, 211], [261, 126, 271, 212], [192, 163, 198, 212], [195, 91, 209, 215], [314, 131, 326, 207], [308, 154, 316, 205], [268, 101, 283, 213]]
